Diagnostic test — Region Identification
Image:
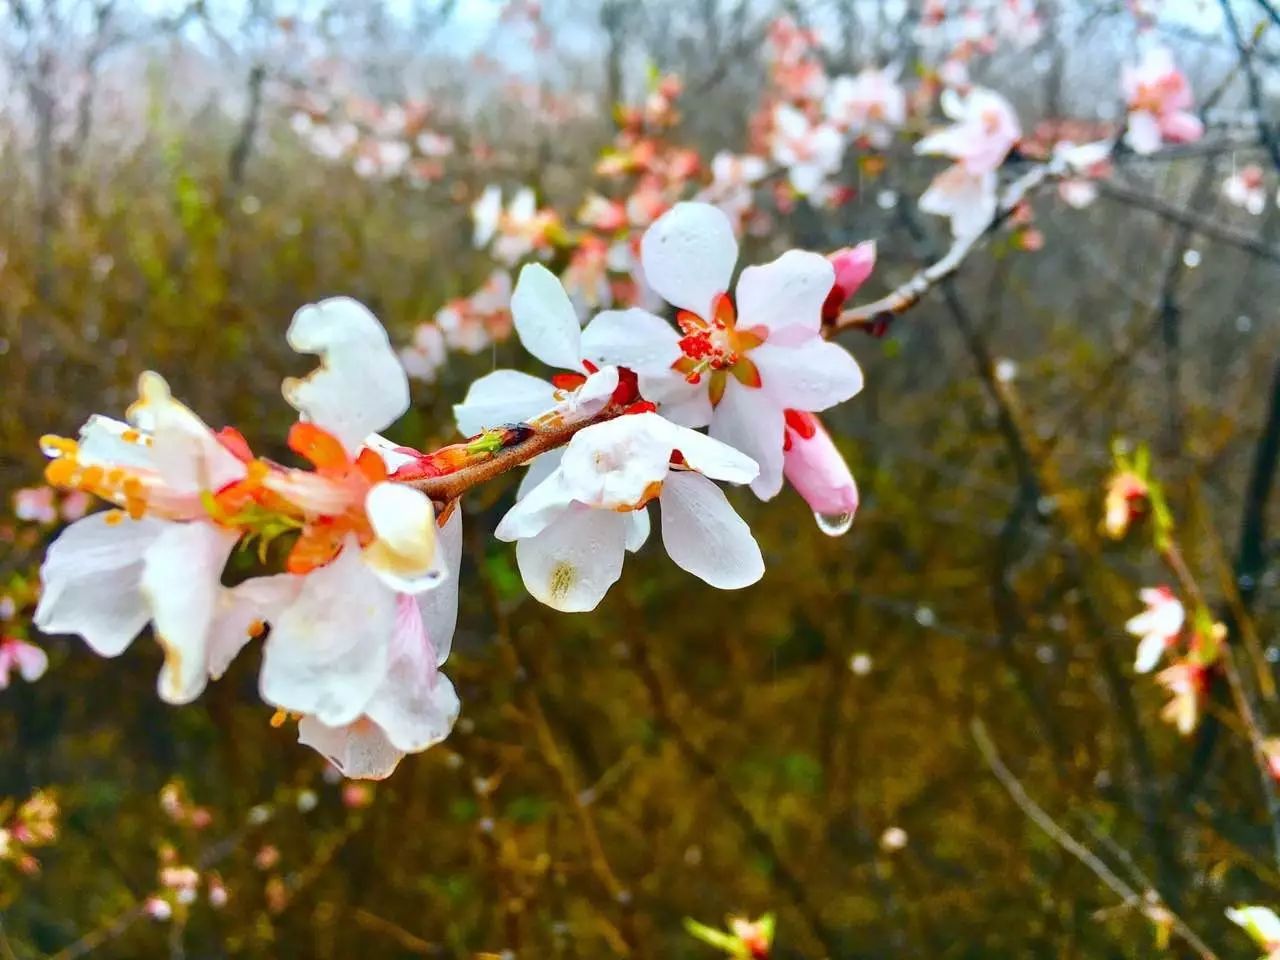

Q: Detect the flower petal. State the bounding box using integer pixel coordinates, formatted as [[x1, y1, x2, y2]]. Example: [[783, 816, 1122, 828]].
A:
[[298, 716, 405, 780], [517, 449, 564, 500], [515, 506, 628, 612], [283, 297, 410, 454], [511, 264, 583, 369], [580, 308, 682, 375], [495, 467, 575, 541], [752, 338, 864, 412], [625, 508, 650, 552], [640, 202, 738, 317], [651, 420, 758, 484], [418, 508, 463, 665], [260, 541, 397, 727], [735, 251, 834, 339], [206, 574, 303, 681], [363, 594, 461, 753], [34, 513, 164, 657], [709, 379, 786, 500], [454, 369, 557, 437], [128, 373, 245, 493], [363, 482, 446, 594], [659, 472, 763, 589], [141, 521, 240, 704]]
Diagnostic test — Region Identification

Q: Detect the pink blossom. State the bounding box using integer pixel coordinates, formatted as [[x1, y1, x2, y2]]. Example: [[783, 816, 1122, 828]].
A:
[[916, 87, 1021, 175], [825, 67, 906, 147], [0, 638, 48, 689], [1122, 47, 1203, 155], [1125, 586, 1184, 673], [782, 411, 859, 522], [13, 486, 56, 525], [822, 241, 877, 323]]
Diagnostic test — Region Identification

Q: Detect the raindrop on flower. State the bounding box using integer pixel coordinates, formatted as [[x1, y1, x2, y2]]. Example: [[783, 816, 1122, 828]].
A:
[[814, 510, 855, 536]]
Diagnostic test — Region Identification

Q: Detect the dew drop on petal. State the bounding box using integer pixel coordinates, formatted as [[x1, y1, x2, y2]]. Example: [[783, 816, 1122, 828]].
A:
[[814, 510, 855, 536]]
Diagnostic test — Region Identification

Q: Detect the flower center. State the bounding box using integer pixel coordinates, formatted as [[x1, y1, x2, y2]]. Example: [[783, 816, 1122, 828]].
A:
[[673, 294, 765, 402]]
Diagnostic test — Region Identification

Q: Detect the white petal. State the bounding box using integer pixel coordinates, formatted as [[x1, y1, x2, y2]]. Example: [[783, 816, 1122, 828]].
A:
[[640, 202, 738, 317], [496, 467, 576, 540], [260, 542, 397, 727], [363, 594, 460, 752], [34, 513, 164, 656], [418, 508, 463, 665], [1125, 110, 1161, 155], [363, 483, 445, 594], [735, 251, 835, 338], [454, 370, 557, 437], [558, 413, 674, 507], [651, 420, 759, 484], [206, 574, 302, 680], [645, 374, 713, 428], [298, 716, 405, 780], [517, 449, 564, 500], [753, 339, 864, 412], [625, 508, 650, 552], [283, 297, 410, 454], [471, 185, 501, 247], [364, 433, 420, 473], [76, 415, 153, 470], [659, 472, 763, 589], [141, 522, 240, 704], [511, 264, 583, 369], [128, 373, 245, 493], [709, 380, 786, 500], [580, 308, 682, 375], [1134, 633, 1165, 674], [515, 506, 629, 612]]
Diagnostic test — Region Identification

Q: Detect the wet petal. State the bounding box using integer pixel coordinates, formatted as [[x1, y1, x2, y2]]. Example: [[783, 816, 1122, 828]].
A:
[[283, 297, 410, 454], [625, 507, 650, 552], [128, 373, 245, 493], [753, 339, 864, 412], [580, 308, 682, 375], [298, 716, 405, 780], [454, 370, 557, 437], [418, 508, 463, 665], [511, 264, 583, 369], [495, 467, 576, 540], [659, 472, 763, 589], [651, 419, 758, 484], [206, 574, 303, 681], [515, 506, 629, 612], [34, 513, 164, 657], [141, 522, 241, 704], [517, 449, 564, 500], [260, 542, 397, 727], [640, 202, 738, 317], [363, 483, 445, 594], [709, 379, 786, 500], [735, 251, 834, 339]]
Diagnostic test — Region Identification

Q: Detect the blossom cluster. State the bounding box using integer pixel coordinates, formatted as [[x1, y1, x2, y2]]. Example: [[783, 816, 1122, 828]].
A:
[[0, 790, 58, 876], [31, 199, 871, 779]]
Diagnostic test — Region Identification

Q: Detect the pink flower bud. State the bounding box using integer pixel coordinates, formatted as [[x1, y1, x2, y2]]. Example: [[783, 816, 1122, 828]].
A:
[[782, 411, 859, 522], [822, 241, 876, 323]]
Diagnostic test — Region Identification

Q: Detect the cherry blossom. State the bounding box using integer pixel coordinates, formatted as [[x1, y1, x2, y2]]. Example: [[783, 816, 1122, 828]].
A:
[[1102, 467, 1149, 539], [1224, 164, 1268, 215], [1155, 660, 1205, 735], [580, 202, 864, 502], [822, 242, 877, 324], [472, 185, 559, 265], [399, 322, 448, 383], [495, 412, 762, 612], [12, 486, 57, 525], [1121, 46, 1203, 155], [454, 264, 622, 450], [34, 373, 256, 703], [770, 104, 845, 197], [1124, 586, 1184, 673], [697, 152, 768, 228], [0, 637, 48, 689], [1053, 140, 1112, 209], [916, 88, 1020, 237], [435, 270, 513, 355], [825, 67, 907, 148]]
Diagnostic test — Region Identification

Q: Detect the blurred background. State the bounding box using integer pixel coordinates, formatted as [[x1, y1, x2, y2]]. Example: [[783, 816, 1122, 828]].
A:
[[1, 0, 1279, 956]]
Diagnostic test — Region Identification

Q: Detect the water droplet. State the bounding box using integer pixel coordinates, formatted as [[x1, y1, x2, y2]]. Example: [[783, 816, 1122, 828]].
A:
[[814, 510, 854, 536], [876, 189, 899, 210], [1182, 249, 1201, 268], [914, 605, 936, 627]]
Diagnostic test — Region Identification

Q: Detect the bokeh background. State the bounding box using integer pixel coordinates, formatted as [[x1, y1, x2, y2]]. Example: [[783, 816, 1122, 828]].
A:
[[1, 0, 1279, 956]]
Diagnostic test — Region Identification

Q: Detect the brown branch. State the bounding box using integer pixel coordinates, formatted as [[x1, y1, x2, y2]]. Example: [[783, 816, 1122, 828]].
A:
[[972, 719, 1219, 959]]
